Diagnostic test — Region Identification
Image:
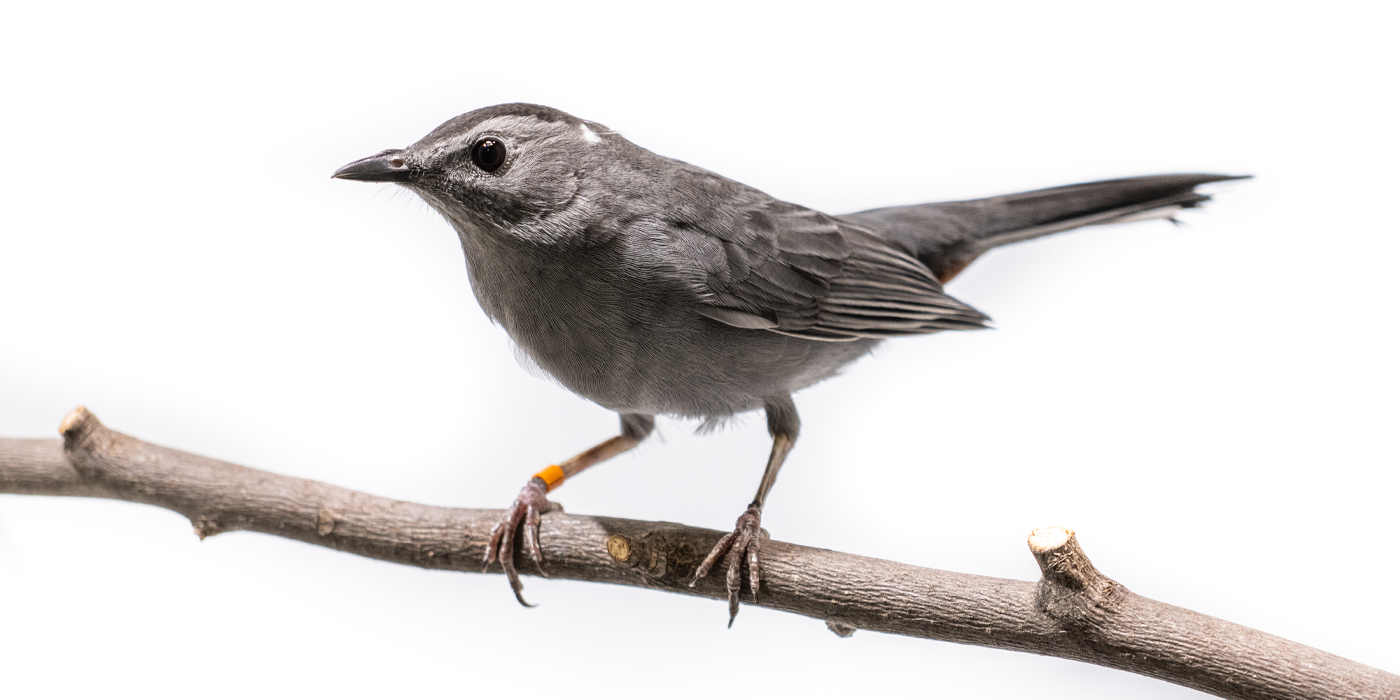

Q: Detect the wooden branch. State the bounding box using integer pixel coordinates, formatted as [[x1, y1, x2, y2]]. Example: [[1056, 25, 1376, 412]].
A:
[[2, 408, 1395, 700]]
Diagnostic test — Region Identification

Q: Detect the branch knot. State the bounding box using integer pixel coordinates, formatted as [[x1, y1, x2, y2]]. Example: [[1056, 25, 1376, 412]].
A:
[[192, 515, 224, 540]]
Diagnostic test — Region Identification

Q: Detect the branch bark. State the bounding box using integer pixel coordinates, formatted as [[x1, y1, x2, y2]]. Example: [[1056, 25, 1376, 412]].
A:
[[1, 407, 1395, 700]]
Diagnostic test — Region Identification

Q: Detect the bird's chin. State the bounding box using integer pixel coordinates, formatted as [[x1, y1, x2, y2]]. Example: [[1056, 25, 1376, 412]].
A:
[[409, 189, 485, 233]]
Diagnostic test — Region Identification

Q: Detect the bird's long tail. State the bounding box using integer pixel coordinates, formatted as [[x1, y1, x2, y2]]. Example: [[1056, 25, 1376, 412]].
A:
[[840, 174, 1248, 284]]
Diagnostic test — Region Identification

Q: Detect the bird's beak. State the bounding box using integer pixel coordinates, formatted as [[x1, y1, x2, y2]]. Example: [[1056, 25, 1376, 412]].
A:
[[332, 149, 413, 182]]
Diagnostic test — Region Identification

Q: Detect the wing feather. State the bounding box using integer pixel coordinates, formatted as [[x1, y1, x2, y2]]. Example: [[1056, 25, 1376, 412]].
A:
[[662, 166, 990, 340]]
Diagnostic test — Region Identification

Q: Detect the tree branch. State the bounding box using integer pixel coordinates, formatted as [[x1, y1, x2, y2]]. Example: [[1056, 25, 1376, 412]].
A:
[[1, 408, 1395, 700]]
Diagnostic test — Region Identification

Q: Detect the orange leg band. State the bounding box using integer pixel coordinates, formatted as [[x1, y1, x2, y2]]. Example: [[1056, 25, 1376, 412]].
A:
[[533, 464, 566, 492]]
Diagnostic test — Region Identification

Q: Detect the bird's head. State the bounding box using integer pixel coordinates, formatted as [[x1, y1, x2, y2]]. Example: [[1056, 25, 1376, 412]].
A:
[[334, 103, 620, 245]]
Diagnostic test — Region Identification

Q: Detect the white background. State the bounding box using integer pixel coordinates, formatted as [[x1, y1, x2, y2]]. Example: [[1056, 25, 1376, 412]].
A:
[[2, 2, 1396, 698]]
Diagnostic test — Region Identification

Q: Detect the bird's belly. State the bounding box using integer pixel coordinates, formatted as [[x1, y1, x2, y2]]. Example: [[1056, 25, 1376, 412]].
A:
[[504, 299, 877, 418], [459, 232, 876, 418]]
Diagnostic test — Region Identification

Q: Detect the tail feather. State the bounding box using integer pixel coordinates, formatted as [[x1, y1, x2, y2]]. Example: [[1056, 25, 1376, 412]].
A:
[[840, 174, 1249, 284]]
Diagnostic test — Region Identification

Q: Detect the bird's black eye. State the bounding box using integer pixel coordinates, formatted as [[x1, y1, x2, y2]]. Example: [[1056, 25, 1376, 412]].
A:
[[471, 137, 506, 173]]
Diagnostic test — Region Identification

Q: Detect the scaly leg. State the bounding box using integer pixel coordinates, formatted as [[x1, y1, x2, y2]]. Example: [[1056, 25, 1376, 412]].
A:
[[485, 413, 653, 606], [690, 395, 799, 626]]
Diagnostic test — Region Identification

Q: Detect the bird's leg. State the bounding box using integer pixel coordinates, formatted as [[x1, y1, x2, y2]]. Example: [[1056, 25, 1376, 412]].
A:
[[690, 396, 799, 626], [485, 413, 653, 606]]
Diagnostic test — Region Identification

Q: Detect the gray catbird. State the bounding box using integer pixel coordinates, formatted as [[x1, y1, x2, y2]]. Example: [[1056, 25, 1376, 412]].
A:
[[333, 102, 1245, 623]]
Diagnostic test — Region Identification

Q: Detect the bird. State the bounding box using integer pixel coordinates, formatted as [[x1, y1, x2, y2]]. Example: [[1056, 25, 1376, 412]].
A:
[[332, 102, 1245, 625]]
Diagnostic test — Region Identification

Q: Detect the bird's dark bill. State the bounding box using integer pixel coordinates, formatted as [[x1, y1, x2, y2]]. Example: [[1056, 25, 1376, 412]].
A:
[[332, 150, 412, 182]]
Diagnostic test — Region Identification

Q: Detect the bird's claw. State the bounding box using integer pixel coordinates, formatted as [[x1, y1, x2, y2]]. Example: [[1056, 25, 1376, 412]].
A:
[[690, 503, 763, 627], [483, 476, 562, 607]]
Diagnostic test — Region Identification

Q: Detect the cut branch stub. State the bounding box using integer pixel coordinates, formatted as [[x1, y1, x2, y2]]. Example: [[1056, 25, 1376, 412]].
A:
[[60, 406, 122, 473], [1028, 526, 1128, 623], [1029, 526, 1108, 591]]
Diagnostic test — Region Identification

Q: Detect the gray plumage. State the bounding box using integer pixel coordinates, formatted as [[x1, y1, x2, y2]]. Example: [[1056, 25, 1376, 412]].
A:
[[336, 104, 1238, 420], [333, 102, 1245, 616]]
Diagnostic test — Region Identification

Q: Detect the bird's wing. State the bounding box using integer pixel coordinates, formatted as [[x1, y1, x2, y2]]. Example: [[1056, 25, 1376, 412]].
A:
[[667, 192, 990, 342]]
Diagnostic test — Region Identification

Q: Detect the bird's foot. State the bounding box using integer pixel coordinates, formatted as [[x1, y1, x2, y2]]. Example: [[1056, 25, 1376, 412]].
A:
[[689, 503, 763, 627], [483, 476, 562, 607]]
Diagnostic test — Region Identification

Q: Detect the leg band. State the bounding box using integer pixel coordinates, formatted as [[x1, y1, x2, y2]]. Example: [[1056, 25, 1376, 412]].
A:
[[533, 464, 565, 492]]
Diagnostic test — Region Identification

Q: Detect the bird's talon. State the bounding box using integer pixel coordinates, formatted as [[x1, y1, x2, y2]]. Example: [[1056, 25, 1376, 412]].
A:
[[483, 477, 559, 606], [694, 504, 764, 625]]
